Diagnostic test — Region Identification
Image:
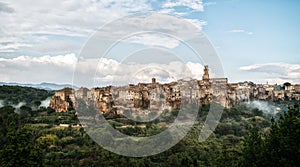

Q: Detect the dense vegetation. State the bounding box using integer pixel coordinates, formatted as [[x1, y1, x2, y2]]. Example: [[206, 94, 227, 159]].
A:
[[0, 85, 53, 105], [240, 104, 300, 167], [0, 86, 299, 166]]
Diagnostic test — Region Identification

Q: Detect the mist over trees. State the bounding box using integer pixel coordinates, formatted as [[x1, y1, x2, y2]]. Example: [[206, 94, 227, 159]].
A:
[[240, 104, 300, 167], [0, 85, 53, 105]]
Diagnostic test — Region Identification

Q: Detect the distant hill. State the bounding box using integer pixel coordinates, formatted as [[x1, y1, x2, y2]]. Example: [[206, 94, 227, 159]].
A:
[[0, 82, 78, 90], [0, 85, 54, 105]]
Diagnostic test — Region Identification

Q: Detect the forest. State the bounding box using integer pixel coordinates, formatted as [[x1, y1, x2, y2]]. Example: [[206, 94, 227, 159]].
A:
[[0, 85, 299, 167]]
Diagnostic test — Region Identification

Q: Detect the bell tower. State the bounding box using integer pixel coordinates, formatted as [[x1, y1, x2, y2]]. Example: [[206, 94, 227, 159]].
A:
[[202, 65, 209, 81], [152, 77, 156, 84]]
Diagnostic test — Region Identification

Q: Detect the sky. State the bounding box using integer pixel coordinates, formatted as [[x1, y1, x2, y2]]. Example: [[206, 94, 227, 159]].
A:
[[0, 0, 299, 87]]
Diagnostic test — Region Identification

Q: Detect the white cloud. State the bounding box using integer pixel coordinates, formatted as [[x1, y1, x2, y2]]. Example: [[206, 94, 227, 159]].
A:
[[163, 0, 204, 12], [0, 1, 210, 86], [203, 2, 217, 6], [228, 29, 253, 35], [0, 53, 204, 87], [158, 8, 175, 14], [0, 43, 32, 52], [0, 2, 14, 13], [0, 54, 77, 84], [78, 13, 205, 51], [1, 0, 152, 37], [184, 19, 207, 31], [75, 57, 205, 87], [126, 34, 181, 49], [0, 37, 21, 43], [239, 63, 300, 84], [0, 53, 77, 68], [247, 32, 254, 35], [33, 40, 80, 53], [186, 61, 204, 79], [0, 1, 208, 54], [0, 0, 152, 53]]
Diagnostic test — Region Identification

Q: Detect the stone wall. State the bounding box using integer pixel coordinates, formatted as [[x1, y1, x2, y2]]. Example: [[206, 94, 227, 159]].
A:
[[49, 66, 300, 113]]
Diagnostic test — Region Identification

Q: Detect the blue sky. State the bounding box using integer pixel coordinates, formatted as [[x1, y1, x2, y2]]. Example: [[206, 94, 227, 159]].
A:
[[0, 0, 299, 85], [200, 0, 300, 83]]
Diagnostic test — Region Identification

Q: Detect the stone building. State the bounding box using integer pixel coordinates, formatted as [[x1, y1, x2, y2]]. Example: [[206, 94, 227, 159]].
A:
[[50, 88, 75, 112], [49, 66, 300, 113]]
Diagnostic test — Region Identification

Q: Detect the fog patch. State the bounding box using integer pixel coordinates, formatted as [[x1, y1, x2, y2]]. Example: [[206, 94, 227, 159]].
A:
[[0, 100, 26, 111], [0, 100, 4, 108], [245, 100, 281, 115], [12, 102, 27, 112], [40, 97, 51, 107]]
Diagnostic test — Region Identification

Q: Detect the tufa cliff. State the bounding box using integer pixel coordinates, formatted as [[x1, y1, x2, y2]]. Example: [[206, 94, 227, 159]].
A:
[[49, 66, 300, 113]]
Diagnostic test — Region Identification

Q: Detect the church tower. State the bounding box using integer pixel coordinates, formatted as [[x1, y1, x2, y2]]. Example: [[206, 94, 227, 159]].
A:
[[202, 65, 210, 81], [152, 77, 156, 84]]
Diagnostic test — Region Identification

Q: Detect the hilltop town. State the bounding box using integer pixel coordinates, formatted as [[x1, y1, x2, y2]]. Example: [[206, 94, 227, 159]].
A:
[[50, 66, 300, 114]]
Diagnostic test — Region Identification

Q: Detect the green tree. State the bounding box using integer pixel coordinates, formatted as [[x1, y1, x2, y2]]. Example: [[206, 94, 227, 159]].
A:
[[46, 106, 55, 115], [263, 104, 300, 166], [37, 134, 58, 149], [32, 100, 41, 110], [240, 124, 264, 167], [20, 105, 32, 118], [0, 106, 19, 143], [0, 126, 43, 167], [241, 104, 300, 167]]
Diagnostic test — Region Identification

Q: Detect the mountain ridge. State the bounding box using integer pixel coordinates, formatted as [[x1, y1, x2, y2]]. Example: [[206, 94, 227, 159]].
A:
[[0, 82, 78, 90]]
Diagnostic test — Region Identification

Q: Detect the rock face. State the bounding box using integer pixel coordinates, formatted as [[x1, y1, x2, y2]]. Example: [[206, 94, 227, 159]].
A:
[[49, 66, 300, 113], [49, 88, 75, 112], [49, 78, 224, 114]]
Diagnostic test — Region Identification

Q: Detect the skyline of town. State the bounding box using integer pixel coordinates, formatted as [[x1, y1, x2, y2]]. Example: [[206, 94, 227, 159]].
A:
[[50, 65, 300, 116]]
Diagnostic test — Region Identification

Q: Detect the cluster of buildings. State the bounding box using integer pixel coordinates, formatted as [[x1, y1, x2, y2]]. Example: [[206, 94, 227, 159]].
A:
[[50, 66, 300, 114]]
